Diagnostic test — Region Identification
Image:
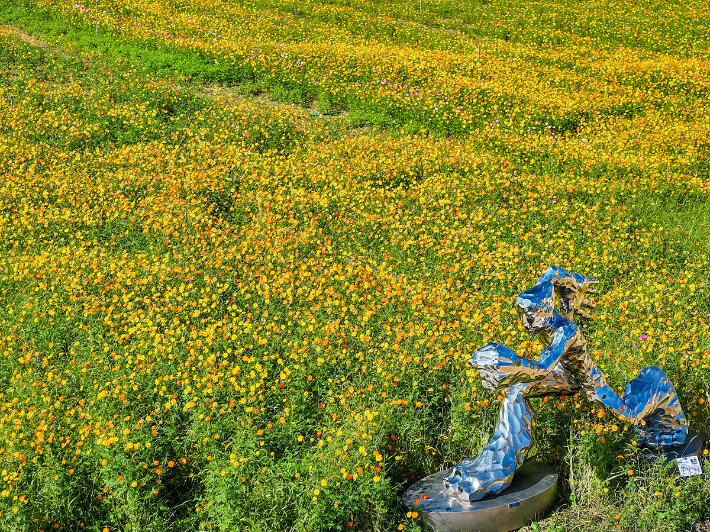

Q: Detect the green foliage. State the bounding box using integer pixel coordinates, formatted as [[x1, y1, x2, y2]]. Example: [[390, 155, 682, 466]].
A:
[[0, 2, 709, 532]]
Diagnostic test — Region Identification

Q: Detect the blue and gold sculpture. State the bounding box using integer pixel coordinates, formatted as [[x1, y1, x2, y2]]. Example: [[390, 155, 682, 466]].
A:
[[444, 266, 687, 502]]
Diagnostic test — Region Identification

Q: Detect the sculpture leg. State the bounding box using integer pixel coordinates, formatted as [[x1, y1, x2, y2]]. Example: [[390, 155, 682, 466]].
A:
[[622, 366, 687, 447], [584, 365, 687, 448], [444, 383, 534, 501]]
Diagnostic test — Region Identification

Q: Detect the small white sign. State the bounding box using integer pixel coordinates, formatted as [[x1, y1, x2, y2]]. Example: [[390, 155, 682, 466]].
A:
[[676, 456, 703, 477]]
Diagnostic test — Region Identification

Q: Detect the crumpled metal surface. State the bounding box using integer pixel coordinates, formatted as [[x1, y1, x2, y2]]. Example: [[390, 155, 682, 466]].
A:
[[444, 266, 688, 501]]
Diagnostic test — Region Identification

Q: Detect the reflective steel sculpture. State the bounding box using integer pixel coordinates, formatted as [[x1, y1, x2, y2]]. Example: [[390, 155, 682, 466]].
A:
[[444, 266, 688, 502]]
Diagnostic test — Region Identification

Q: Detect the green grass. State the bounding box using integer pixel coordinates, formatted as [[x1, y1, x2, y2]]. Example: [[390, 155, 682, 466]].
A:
[[0, 2, 709, 532]]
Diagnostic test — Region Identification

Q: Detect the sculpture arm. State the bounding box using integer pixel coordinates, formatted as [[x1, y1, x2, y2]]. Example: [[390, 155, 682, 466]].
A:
[[534, 322, 576, 371], [469, 343, 549, 391]]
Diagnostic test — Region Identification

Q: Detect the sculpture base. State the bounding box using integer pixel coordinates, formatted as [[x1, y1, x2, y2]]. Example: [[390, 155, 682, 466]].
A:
[[639, 429, 703, 465], [402, 461, 558, 532]]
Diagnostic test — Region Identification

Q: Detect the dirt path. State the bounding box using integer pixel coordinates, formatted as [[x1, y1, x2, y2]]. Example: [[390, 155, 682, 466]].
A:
[[3, 22, 354, 136], [6, 24, 72, 59]]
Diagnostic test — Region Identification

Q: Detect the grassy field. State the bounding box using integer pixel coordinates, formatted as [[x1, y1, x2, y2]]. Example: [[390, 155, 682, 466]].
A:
[[0, 0, 709, 531]]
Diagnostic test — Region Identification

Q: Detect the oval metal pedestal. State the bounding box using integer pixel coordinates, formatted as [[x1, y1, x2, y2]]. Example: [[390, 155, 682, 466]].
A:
[[402, 461, 558, 532], [639, 429, 703, 464]]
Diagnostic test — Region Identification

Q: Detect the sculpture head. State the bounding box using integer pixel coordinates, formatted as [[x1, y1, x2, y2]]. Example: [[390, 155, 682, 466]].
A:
[[516, 281, 554, 335]]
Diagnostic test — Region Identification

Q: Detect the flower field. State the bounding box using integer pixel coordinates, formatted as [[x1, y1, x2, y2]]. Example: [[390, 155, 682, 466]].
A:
[[0, 1, 709, 531]]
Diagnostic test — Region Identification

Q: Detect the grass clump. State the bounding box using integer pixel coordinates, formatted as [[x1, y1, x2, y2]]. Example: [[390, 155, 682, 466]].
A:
[[0, 2, 709, 531]]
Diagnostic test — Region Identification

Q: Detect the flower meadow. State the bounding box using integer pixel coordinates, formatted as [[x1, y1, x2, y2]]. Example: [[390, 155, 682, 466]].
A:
[[0, 1, 709, 531]]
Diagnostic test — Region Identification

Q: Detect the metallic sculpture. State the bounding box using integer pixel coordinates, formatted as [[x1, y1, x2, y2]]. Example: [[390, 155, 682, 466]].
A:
[[444, 266, 688, 502]]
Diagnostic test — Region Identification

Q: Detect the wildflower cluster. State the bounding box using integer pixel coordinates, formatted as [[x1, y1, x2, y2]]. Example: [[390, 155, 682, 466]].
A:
[[0, 1, 709, 531], [27, 0, 710, 138]]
